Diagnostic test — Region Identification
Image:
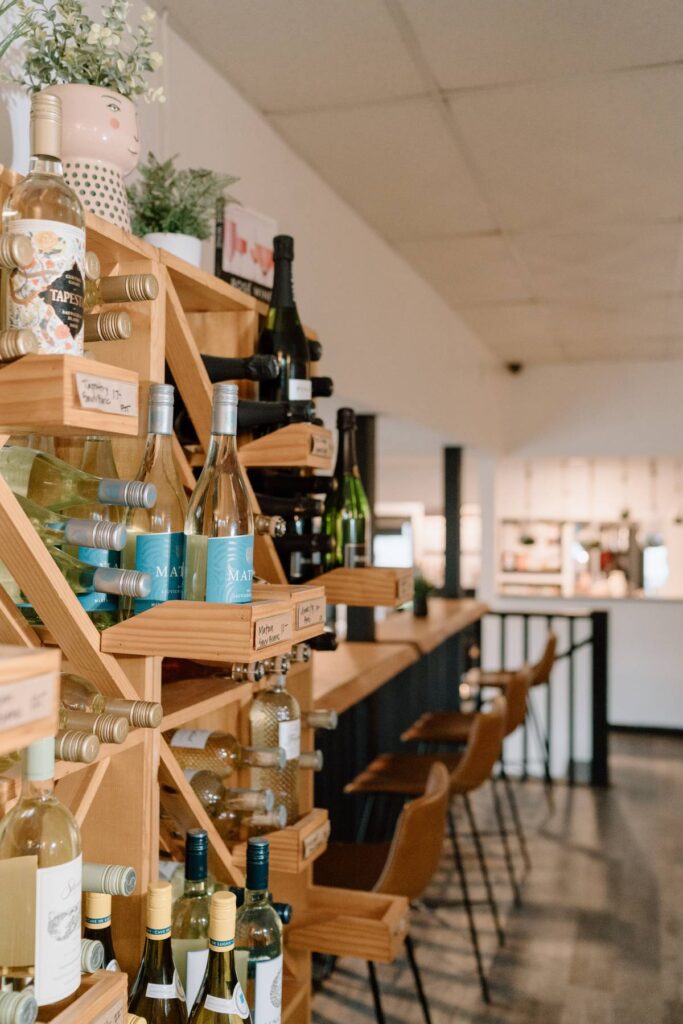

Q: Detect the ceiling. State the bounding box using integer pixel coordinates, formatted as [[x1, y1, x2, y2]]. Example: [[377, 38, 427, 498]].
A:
[[156, 0, 683, 366]]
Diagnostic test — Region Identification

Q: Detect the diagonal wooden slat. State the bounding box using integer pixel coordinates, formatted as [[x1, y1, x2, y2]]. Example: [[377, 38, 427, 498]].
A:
[[56, 758, 110, 826]]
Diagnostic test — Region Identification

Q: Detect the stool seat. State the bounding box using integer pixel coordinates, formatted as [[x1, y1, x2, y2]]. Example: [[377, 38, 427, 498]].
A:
[[314, 841, 391, 891], [402, 710, 474, 744], [345, 751, 464, 796]]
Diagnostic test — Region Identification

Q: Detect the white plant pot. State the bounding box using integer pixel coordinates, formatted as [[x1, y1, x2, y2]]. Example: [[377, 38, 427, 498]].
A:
[[144, 232, 202, 267]]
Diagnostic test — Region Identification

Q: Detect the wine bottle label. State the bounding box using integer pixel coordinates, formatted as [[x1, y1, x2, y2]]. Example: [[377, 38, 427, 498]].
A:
[[206, 535, 254, 604], [145, 981, 177, 999], [77, 546, 119, 612], [105, 958, 120, 971], [287, 378, 312, 401], [7, 219, 85, 354], [254, 954, 283, 1024], [278, 719, 301, 761], [134, 531, 185, 611], [205, 982, 250, 1018], [185, 947, 209, 1011], [171, 728, 210, 749], [34, 854, 82, 1006]]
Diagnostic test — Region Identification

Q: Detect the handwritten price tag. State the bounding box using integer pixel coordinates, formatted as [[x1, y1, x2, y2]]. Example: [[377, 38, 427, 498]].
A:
[[310, 430, 333, 460], [303, 820, 331, 860], [396, 574, 414, 603], [296, 596, 325, 630], [254, 612, 292, 651], [0, 672, 55, 732], [75, 372, 138, 417]]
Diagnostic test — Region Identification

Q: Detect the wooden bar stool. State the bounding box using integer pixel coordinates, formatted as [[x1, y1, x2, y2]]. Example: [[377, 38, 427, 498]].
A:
[[344, 698, 508, 1003], [315, 761, 450, 1024]]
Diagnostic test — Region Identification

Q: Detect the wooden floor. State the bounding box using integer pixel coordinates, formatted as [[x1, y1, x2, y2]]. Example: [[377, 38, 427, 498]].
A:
[[312, 733, 683, 1024]]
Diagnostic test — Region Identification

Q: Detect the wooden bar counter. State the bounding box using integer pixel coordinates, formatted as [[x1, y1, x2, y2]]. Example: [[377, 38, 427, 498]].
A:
[[375, 597, 488, 654]]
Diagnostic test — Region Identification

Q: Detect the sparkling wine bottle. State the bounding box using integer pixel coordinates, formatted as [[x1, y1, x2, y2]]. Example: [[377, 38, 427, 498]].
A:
[[310, 376, 333, 399], [60, 674, 163, 728], [83, 311, 132, 342], [249, 673, 301, 824], [2, 92, 85, 355], [184, 384, 254, 605], [0, 988, 38, 1024], [171, 830, 211, 1014], [0, 330, 39, 363], [128, 882, 188, 1023], [188, 771, 274, 818], [256, 235, 310, 407], [200, 354, 278, 384], [235, 840, 283, 1024], [254, 493, 325, 518], [58, 706, 129, 744], [324, 408, 372, 569], [214, 806, 287, 845], [83, 893, 121, 971], [0, 738, 82, 1007], [167, 730, 285, 780], [302, 709, 338, 731], [85, 272, 159, 311], [187, 891, 252, 1024], [122, 384, 187, 615], [15, 493, 127, 552]]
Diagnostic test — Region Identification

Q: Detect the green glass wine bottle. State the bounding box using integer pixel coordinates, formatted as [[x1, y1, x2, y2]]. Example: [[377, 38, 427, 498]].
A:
[[324, 408, 372, 569], [235, 839, 283, 1024], [128, 881, 188, 1023], [171, 830, 211, 1015], [188, 890, 253, 1024]]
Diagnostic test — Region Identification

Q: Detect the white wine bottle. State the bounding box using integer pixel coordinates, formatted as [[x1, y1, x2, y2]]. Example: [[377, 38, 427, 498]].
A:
[[128, 881, 188, 1023], [0, 738, 82, 1007], [302, 709, 338, 731], [235, 839, 283, 1024], [0, 445, 156, 512], [82, 862, 137, 896], [171, 830, 210, 1014], [83, 892, 121, 971], [249, 672, 301, 824], [253, 514, 286, 539], [58, 707, 129, 744], [0, 988, 38, 1024], [15, 493, 127, 552], [122, 384, 188, 616], [214, 806, 287, 845], [2, 92, 85, 354], [188, 772, 274, 818], [54, 730, 99, 763], [80, 938, 104, 973], [60, 674, 163, 729], [83, 311, 132, 342], [188, 890, 252, 1024], [0, 234, 32, 271], [86, 271, 159, 312], [167, 729, 285, 780], [184, 383, 254, 604], [0, 330, 39, 364]]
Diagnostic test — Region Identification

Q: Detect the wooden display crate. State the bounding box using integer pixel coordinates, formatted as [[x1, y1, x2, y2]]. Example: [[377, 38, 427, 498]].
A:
[[239, 423, 334, 469], [316, 566, 414, 607], [37, 970, 127, 1023], [286, 886, 409, 963], [0, 646, 60, 756], [0, 354, 139, 436], [232, 808, 330, 874], [252, 583, 326, 645]]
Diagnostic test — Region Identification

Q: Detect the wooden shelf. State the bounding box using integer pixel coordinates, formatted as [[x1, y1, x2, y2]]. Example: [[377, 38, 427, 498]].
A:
[[232, 808, 330, 875], [252, 583, 326, 644], [312, 641, 418, 714], [375, 597, 488, 654], [282, 976, 309, 1024], [37, 970, 127, 1023], [161, 675, 252, 731], [0, 354, 139, 436], [239, 423, 334, 469], [317, 566, 413, 608], [286, 885, 408, 963], [160, 246, 256, 313], [0, 645, 60, 756]]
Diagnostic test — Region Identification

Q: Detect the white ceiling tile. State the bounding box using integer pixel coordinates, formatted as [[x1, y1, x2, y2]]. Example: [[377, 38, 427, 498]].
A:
[[452, 67, 683, 231], [458, 303, 561, 362], [272, 98, 495, 238], [399, 0, 683, 90], [548, 297, 683, 343]]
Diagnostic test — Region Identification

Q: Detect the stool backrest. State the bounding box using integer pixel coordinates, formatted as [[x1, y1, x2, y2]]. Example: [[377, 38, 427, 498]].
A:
[[504, 667, 532, 736], [532, 631, 557, 686], [374, 761, 450, 901], [450, 696, 507, 793]]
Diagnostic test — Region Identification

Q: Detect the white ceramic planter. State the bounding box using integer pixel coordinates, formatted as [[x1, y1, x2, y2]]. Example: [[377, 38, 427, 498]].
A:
[[144, 232, 203, 267], [43, 84, 139, 229]]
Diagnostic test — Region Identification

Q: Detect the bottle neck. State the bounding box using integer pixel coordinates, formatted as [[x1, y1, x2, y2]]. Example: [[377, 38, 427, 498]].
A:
[[270, 257, 295, 309], [336, 425, 359, 478], [183, 876, 208, 898], [142, 431, 174, 466], [208, 431, 238, 464], [244, 885, 269, 908], [23, 776, 54, 800], [28, 153, 63, 177]]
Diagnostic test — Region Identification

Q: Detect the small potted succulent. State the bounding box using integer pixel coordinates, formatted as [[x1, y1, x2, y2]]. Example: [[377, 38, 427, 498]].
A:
[[412, 572, 434, 618], [7, 0, 165, 228], [127, 153, 238, 267]]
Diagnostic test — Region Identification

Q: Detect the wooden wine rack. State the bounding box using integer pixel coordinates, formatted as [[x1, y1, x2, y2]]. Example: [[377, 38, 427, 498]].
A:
[[0, 165, 414, 1024]]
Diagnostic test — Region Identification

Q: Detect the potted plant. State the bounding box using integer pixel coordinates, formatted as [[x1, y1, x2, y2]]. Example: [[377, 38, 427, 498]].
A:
[[127, 153, 238, 267], [7, 0, 165, 228], [412, 573, 434, 618]]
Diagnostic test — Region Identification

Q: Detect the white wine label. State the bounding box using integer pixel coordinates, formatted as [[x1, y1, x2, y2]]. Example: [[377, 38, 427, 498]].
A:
[[145, 981, 177, 999], [75, 372, 138, 417], [254, 612, 292, 651], [185, 947, 209, 1011], [171, 728, 211, 749], [0, 670, 54, 732], [34, 854, 82, 1006], [205, 981, 250, 1018], [105, 958, 120, 971], [278, 719, 301, 761], [7, 219, 85, 354], [287, 378, 312, 401], [254, 953, 283, 1024], [134, 531, 185, 611], [295, 596, 325, 630], [310, 431, 333, 460], [206, 534, 254, 604]]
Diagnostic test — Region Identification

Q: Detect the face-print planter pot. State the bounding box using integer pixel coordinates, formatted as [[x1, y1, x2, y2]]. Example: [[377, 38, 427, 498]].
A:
[[43, 84, 140, 229]]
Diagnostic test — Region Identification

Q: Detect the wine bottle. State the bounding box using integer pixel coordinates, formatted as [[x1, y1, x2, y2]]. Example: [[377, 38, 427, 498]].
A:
[[302, 709, 338, 731], [308, 339, 322, 363], [307, 630, 338, 652], [273, 533, 335, 555], [324, 408, 372, 569], [0, 738, 82, 1007], [0, 445, 156, 512], [60, 674, 163, 728], [299, 750, 324, 771], [230, 889, 292, 927], [2, 92, 85, 355], [84, 251, 100, 282], [201, 354, 278, 384], [184, 384, 254, 605], [58, 706, 129, 744], [80, 938, 105, 973], [84, 892, 121, 970], [0, 234, 32, 270], [237, 399, 316, 433], [249, 673, 301, 824], [167, 730, 285, 780], [0, 988, 38, 1024], [122, 384, 188, 615], [256, 235, 310, 409], [310, 376, 333, 399], [235, 839, 283, 1024], [162, 660, 265, 685], [249, 471, 336, 499], [127, 1016, 147, 1024], [289, 643, 310, 664], [254, 493, 325, 518], [188, 771, 274, 817], [160, 862, 217, 903], [54, 729, 99, 763], [215, 806, 287, 844], [0, 330, 39, 363], [128, 881, 188, 1023], [188, 890, 252, 1024], [253, 514, 285, 539], [15, 493, 127, 551], [171, 830, 211, 1014], [86, 272, 159, 311], [82, 862, 137, 896], [83, 311, 132, 342], [260, 654, 290, 676]]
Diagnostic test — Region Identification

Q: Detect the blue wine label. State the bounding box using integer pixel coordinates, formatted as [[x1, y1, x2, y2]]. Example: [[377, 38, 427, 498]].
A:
[[205, 534, 254, 604], [77, 545, 118, 612], [134, 531, 185, 612]]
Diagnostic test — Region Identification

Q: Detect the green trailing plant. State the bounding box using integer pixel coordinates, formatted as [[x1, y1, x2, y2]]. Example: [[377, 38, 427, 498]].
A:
[[7, 0, 165, 101], [0, 0, 33, 61], [127, 153, 239, 240]]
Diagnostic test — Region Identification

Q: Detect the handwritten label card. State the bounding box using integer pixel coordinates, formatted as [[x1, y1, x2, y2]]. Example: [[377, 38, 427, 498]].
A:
[[75, 373, 138, 417], [0, 672, 55, 733], [310, 430, 333, 460], [303, 820, 331, 860], [296, 596, 325, 630], [396, 574, 414, 603], [254, 612, 292, 651]]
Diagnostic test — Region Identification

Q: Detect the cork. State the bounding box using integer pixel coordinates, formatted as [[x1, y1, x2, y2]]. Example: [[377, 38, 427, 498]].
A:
[[209, 890, 236, 950]]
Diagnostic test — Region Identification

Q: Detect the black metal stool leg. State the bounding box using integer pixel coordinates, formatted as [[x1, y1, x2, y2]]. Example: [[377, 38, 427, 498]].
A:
[[462, 793, 505, 946], [491, 777, 522, 907], [404, 934, 433, 1024], [528, 696, 554, 812], [367, 961, 386, 1024], [447, 806, 491, 1003], [356, 794, 375, 842], [500, 768, 531, 874]]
